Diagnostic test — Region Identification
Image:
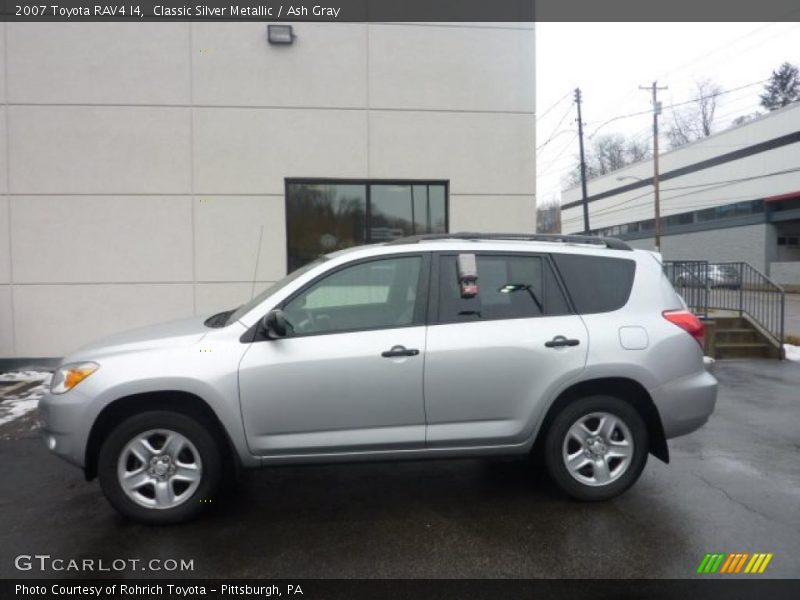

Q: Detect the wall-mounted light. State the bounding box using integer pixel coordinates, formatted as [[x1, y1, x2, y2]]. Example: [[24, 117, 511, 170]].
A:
[[267, 25, 294, 45]]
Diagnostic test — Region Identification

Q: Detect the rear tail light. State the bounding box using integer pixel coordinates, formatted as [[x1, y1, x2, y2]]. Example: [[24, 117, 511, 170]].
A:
[[663, 309, 705, 348]]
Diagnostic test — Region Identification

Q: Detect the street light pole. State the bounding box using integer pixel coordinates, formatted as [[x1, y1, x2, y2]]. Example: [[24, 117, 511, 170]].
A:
[[640, 81, 668, 252]]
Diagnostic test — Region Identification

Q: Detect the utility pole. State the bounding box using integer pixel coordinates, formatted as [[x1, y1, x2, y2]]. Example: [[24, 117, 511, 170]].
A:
[[640, 81, 668, 252], [574, 88, 590, 234]]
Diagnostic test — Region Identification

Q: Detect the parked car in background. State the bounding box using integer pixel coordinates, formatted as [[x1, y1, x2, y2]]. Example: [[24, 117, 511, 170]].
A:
[[674, 263, 741, 289], [39, 233, 717, 524]]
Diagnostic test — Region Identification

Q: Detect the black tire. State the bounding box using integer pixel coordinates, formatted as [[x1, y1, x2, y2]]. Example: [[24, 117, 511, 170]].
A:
[[98, 410, 222, 524], [544, 395, 648, 501]]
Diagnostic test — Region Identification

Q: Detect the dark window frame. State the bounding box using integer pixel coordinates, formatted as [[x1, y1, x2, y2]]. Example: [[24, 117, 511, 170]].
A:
[[245, 252, 433, 342], [429, 251, 576, 326], [284, 178, 450, 272]]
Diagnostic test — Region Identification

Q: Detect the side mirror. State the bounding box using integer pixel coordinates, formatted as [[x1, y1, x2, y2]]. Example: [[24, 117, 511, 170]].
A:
[[262, 309, 290, 339]]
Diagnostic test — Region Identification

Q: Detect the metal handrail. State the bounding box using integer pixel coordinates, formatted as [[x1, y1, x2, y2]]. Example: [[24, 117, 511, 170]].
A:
[[664, 260, 786, 348]]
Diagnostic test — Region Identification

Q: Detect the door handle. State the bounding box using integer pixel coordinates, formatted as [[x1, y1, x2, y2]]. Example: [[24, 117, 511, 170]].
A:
[[381, 345, 420, 358], [544, 335, 580, 348]]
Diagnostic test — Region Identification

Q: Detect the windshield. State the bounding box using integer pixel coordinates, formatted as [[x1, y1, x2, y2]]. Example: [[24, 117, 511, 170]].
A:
[[226, 257, 329, 325]]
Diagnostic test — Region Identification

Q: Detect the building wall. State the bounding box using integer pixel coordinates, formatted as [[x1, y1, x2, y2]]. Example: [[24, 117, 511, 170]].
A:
[[626, 223, 771, 270], [560, 102, 800, 233], [770, 262, 800, 290], [0, 23, 536, 358]]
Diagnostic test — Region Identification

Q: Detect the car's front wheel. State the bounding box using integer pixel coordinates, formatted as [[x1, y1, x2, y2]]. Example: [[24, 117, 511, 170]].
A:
[[97, 411, 222, 524], [544, 395, 648, 501]]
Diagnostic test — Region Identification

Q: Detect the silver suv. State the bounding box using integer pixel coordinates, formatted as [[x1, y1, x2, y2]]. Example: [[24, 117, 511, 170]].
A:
[[39, 233, 717, 524]]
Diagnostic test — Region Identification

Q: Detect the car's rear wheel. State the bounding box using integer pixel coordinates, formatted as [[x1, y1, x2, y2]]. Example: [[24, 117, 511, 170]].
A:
[[544, 395, 648, 501], [98, 411, 222, 524]]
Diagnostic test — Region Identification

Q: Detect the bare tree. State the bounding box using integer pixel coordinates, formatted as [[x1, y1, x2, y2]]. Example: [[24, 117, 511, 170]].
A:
[[667, 79, 723, 149], [536, 200, 561, 234], [593, 134, 628, 174], [731, 112, 761, 127], [566, 133, 651, 186], [626, 138, 651, 163]]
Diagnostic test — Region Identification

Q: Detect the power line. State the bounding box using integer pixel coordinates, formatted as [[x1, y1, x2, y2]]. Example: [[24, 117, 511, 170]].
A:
[[658, 19, 800, 85], [536, 132, 579, 177], [535, 129, 577, 154], [536, 101, 575, 151], [536, 91, 572, 122], [585, 79, 767, 140]]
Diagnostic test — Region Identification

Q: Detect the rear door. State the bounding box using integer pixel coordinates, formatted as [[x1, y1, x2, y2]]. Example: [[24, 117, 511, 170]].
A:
[[423, 252, 588, 448]]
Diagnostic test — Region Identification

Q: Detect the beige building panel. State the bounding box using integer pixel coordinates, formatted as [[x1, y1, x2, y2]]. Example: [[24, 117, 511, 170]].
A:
[[194, 195, 286, 282], [0, 196, 9, 284], [8, 106, 191, 194], [0, 26, 5, 103], [195, 282, 275, 316], [0, 286, 12, 356], [192, 22, 366, 108], [7, 23, 190, 105], [369, 111, 535, 195], [369, 24, 534, 112], [0, 108, 7, 195], [10, 196, 193, 284], [449, 195, 535, 233], [13, 284, 194, 357], [193, 108, 368, 194]]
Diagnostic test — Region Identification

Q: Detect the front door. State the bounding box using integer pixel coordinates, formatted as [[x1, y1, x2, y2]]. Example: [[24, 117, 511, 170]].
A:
[[238, 254, 429, 456]]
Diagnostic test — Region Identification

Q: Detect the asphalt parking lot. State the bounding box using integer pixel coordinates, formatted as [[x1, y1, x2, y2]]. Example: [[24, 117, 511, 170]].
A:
[[1, 359, 798, 579]]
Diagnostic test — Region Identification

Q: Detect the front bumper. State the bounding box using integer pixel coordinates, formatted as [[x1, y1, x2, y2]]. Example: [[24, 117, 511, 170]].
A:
[[38, 390, 92, 469], [651, 367, 718, 439]]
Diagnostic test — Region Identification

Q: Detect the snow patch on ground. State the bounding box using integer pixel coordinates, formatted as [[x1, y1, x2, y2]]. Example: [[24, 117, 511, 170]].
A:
[[783, 344, 800, 362], [0, 371, 52, 426]]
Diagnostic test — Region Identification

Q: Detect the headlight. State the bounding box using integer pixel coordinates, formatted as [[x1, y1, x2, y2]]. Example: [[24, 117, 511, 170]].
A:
[[50, 362, 99, 395]]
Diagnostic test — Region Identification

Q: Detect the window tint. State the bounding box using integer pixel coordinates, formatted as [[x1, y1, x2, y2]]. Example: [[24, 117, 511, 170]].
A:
[[437, 254, 570, 322], [551, 254, 636, 314], [285, 183, 367, 272], [283, 256, 422, 335], [286, 181, 447, 270]]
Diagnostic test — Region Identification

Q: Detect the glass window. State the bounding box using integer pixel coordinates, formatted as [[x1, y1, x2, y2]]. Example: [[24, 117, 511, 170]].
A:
[[287, 181, 447, 271], [227, 256, 328, 325], [437, 254, 570, 323], [286, 184, 367, 272], [551, 254, 636, 314], [282, 256, 423, 336]]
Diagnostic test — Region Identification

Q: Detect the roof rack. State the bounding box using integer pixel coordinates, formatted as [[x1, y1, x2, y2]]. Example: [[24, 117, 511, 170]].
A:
[[386, 232, 632, 251]]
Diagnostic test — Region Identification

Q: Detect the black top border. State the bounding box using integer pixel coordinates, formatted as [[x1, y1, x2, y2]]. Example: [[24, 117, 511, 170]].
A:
[[2, 0, 800, 22]]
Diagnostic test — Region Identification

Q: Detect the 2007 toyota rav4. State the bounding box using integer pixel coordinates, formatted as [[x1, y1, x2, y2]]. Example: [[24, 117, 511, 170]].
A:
[[39, 233, 717, 524]]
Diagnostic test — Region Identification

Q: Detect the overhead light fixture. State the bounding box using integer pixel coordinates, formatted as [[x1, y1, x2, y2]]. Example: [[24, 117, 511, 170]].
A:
[[267, 25, 294, 45]]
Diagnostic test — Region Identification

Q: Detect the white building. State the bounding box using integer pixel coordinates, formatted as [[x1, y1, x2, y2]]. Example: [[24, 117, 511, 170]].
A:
[[561, 102, 800, 281], [0, 22, 536, 360]]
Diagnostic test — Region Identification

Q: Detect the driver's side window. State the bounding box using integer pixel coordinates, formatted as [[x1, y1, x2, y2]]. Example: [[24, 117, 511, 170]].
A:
[[282, 256, 423, 336]]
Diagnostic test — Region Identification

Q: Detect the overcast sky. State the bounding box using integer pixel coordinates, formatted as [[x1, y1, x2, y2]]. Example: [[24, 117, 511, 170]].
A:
[[535, 22, 800, 206]]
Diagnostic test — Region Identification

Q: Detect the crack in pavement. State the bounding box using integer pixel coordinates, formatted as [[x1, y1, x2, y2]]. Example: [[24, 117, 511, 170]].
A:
[[691, 471, 797, 531]]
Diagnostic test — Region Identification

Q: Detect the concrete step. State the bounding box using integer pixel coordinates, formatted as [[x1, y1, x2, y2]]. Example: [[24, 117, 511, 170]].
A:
[[715, 328, 761, 344], [711, 316, 747, 329], [715, 342, 773, 359]]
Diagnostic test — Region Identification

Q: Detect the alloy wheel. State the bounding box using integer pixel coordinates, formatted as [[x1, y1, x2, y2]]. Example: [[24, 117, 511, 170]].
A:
[[117, 429, 203, 509], [561, 412, 633, 487]]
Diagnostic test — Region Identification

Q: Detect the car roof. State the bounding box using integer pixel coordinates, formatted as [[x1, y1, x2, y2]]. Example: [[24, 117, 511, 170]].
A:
[[324, 233, 641, 263], [385, 232, 632, 251]]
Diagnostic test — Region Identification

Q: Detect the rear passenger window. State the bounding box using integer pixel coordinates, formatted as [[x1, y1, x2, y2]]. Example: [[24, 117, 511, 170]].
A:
[[438, 254, 570, 323], [551, 254, 636, 314]]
